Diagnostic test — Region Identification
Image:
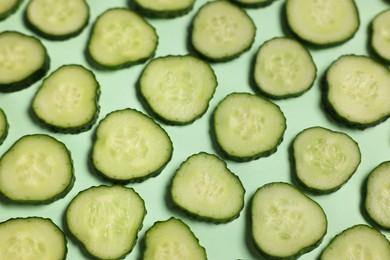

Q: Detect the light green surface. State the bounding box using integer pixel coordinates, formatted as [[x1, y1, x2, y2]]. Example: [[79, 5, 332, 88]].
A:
[[0, 0, 389, 259]]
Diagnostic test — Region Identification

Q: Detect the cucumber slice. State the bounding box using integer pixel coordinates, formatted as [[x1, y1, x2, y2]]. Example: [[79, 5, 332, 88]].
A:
[[191, 0, 256, 62], [292, 126, 361, 194], [320, 224, 390, 259], [66, 185, 146, 260], [32, 64, 100, 134], [253, 37, 317, 99], [0, 217, 67, 259], [0, 108, 8, 145], [212, 92, 286, 162], [92, 108, 173, 183], [371, 9, 390, 64], [285, 0, 359, 47], [251, 182, 327, 259], [0, 0, 22, 20], [0, 31, 50, 92], [142, 217, 207, 260], [87, 8, 158, 70], [323, 54, 390, 128], [139, 55, 217, 125], [170, 152, 245, 223], [132, 0, 195, 18], [229, 0, 275, 8], [25, 0, 89, 40], [364, 161, 390, 229], [0, 134, 74, 203]]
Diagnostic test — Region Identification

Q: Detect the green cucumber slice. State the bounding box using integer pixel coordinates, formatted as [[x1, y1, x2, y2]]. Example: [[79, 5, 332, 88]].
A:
[[212, 92, 286, 162], [0, 31, 50, 92], [87, 8, 158, 69], [142, 217, 207, 259], [139, 55, 217, 125], [229, 0, 275, 8], [370, 8, 390, 64], [66, 185, 146, 260], [251, 182, 327, 259], [0, 108, 8, 145], [132, 0, 195, 18], [253, 37, 317, 99], [0, 134, 74, 203], [0, 217, 67, 259], [170, 152, 245, 223], [32, 64, 100, 134], [0, 0, 22, 20], [292, 126, 361, 194], [92, 108, 173, 183], [25, 0, 89, 40], [191, 0, 256, 62]]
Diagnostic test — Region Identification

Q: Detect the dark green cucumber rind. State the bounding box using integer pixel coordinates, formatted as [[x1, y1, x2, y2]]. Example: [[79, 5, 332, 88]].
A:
[[131, 0, 195, 18], [250, 182, 327, 260], [137, 55, 218, 125], [0, 0, 23, 21], [229, 0, 275, 8], [31, 65, 101, 134], [0, 31, 50, 93], [321, 55, 390, 129], [189, 2, 256, 63], [23, 1, 90, 41], [91, 108, 173, 184], [0, 134, 75, 204], [0, 108, 9, 146], [169, 152, 245, 223], [289, 126, 361, 194], [369, 10, 390, 65], [65, 185, 146, 260], [85, 8, 158, 70]]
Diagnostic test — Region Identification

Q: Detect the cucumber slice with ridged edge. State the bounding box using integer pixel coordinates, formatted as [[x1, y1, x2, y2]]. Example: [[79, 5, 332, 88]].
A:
[[0, 108, 8, 145], [370, 8, 390, 64], [320, 224, 390, 259], [24, 0, 89, 40], [251, 182, 327, 259], [32, 64, 100, 134], [323, 54, 390, 128], [138, 55, 217, 125], [142, 217, 207, 260], [190, 0, 256, 62], [0, 31, 50, 92], [132, 0, 195, 18], [170, 152, 245, 223], [253, 37, 317, 99], [87, 8, 158, 70], [364, 161, 390, 229], [291, 126, 361, 194], [0, 134, 74, 204], [212, 92, 286, 162], [0, 0, 22, 20], [0, 217, 67, 259], [285, 0, 360, 47], [229, 0, 275, 8], [66, 185, 146, 260], [92, 108, 173, 183]]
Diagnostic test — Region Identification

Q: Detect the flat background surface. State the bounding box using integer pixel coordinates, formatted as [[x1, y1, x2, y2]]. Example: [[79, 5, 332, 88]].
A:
[[0, 0, 389, 259]]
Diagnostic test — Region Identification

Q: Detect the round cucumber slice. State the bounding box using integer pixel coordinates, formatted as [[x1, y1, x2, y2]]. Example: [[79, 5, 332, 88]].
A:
[[0, 108, 8, 145], [0, 0, 22, 20], [371, 8, 390, 64], [133, 0, 195, 18]]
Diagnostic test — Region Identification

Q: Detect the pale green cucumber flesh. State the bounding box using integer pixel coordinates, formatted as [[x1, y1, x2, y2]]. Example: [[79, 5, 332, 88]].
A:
[[133, 0, 195, 18], [0, 108, 8, 145], [371, 9, 390, 63]]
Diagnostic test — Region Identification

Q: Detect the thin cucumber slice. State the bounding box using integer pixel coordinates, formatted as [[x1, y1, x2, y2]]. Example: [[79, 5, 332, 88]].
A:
[[87, 8, 158, 70], [371, 9, 390, 64], [251, 182, 327, 259], [364, 161, 390, 229], [92, 108, 173, 183], [142, 217, 207, 260], [229, 0, 275, 8], [0, 108, 8, 145], [66, 185, 146, 260], [253, 37, 316, 99], [139, 55, 217, 125], [292, 126, 361, 194], [0, 0, 22, 20], [0, 31, 50, 92], [191, 0, 256, 62], [213, 92, 286, 162], [25, 0, 89, 40], [170, 152, 245, 223], [323, 55, 390, 128], [320, 224, 390, 259], [0, 134, 74, 203], [32, 64, 100, 134], [132, 0, 195, 18], [285, 0, 359, 47], [0, 217, 67, 259]]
